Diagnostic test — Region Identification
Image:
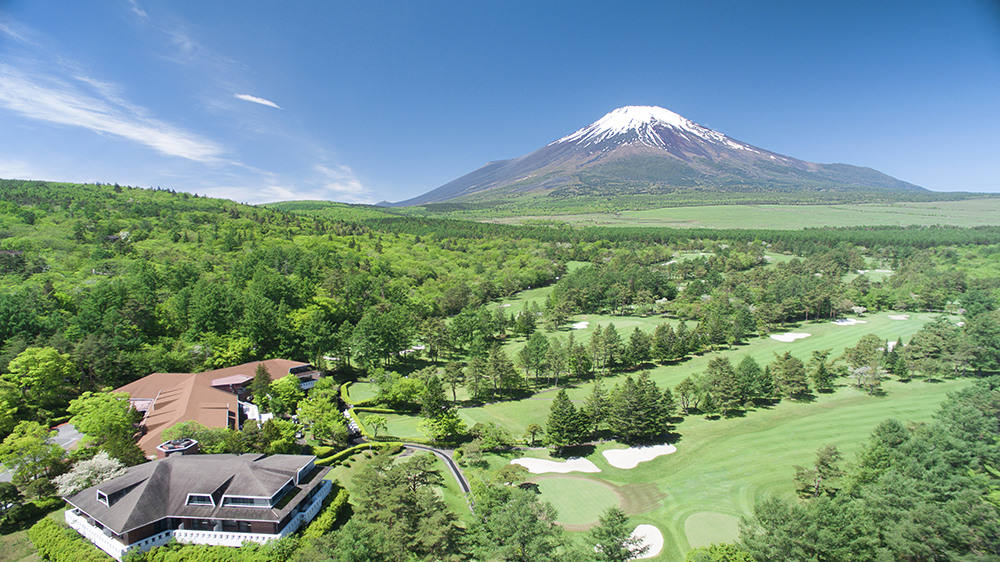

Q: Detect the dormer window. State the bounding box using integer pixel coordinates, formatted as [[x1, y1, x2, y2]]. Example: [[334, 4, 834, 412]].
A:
[[186, 494, 215, 506], [97, 491, 109, 507]]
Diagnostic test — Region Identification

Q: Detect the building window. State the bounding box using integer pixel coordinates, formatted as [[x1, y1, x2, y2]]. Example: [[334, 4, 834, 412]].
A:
[[186, 494, 214, 506], [222, 496, 269, 508]]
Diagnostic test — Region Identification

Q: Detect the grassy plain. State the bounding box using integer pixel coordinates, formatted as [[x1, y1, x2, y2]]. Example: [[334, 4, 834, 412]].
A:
[[488, 198, 1000, 229]]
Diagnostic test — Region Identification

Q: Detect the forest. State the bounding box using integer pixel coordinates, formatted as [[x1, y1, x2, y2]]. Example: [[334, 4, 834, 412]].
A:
[[2, 179, 1000, 561]]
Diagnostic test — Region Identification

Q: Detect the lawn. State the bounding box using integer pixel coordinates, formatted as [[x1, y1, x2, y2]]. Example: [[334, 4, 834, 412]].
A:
[[435, 303, 966, 561], [492, 198, 1000, 229], [472, 377, 970, 561], [345, 381, 379, 403]]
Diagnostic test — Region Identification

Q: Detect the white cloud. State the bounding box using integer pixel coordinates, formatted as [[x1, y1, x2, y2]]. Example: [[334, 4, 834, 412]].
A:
[[314, 164, 372, 203], [126, 0, 149, 19], [234, 94, 281, 109], [0, 64, 223, 162]]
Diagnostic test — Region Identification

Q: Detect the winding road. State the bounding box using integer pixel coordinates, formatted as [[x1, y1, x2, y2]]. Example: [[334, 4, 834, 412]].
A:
[[403, 443, 471, 494]]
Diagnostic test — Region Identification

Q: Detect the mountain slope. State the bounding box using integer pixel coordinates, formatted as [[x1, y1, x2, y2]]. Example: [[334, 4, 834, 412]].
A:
[[389, 106, 922, 207]]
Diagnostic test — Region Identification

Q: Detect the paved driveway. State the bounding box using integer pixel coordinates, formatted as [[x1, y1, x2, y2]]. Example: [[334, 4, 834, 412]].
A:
[[52, 423, 83, 450]]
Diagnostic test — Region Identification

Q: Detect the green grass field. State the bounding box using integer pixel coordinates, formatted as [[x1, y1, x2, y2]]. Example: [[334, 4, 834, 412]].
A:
[[491, 198, 1000, 229], [439, 303, 966, 561], [477, 377, 970, 561], [345, 381, 378, 403]]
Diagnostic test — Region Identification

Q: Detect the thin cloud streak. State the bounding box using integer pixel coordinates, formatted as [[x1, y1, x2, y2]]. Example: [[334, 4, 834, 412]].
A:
[[126, 0, 149, 20], [314, 164, 372, 203], [234, 94, 282, 109], [0, 64, 223, 162]]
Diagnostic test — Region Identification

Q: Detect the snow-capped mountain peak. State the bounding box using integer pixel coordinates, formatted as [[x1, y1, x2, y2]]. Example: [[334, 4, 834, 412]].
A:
[[552, 105, 758, 153], [386, 104, 923, 207]]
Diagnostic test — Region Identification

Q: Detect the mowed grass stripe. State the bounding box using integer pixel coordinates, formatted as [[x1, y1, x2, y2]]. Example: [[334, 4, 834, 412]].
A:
[[647, 377, 971, 561]]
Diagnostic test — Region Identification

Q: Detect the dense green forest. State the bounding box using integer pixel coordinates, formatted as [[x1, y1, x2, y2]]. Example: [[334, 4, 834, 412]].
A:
[[3, 179, 1000, 561]]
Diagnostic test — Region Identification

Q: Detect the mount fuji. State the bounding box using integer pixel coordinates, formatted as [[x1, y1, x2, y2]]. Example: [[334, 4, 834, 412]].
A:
[[387, 106, 922, 207]]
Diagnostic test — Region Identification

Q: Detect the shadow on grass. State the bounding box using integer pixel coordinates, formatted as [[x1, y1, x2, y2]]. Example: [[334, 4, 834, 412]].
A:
[[552, 444, 596, 459], [520, 482, 541, 494]]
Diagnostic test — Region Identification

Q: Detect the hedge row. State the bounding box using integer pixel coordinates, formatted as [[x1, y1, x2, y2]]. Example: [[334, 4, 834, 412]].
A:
[[301, 487, 350, 539], [351, 407, 397, 414], [339, 382, 375, 407], [314, 442, 403, 467], [346, 408, 436, 446], [28, 517, 113, 562]]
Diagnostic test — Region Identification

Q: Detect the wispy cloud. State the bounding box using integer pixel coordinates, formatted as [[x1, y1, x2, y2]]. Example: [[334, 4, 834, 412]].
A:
[[126, 0, 149, 20], [235, 94, 282, 109], [0, 64, 223, 162], [314, 164, 371, 203]]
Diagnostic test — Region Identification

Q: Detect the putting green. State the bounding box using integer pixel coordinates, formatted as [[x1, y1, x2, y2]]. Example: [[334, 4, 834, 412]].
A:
[[533, 475, 621, 528], [684, 512, 740, 548]]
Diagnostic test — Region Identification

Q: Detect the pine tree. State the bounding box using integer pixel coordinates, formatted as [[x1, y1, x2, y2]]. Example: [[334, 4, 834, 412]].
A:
[[251, 362, 272, 412], [546, 337, 567, 387], [652, 323, 676, 363], [443, 362, 464, 405], [584, 379, 608, 435], [589, 324, 607, 374], [589, 506, 649, 561], [547, 389, 583, 451], [704, 356, 742, 415], [772, 351, 810, 399], [465, 356, 489, 401], [420, 375, 446, 418], [603, 323, 623, 372], [674, 321, 690, 359], [623, 327, 652, 369], [736, 355, 764, 401], [805, 349, 834, 393]]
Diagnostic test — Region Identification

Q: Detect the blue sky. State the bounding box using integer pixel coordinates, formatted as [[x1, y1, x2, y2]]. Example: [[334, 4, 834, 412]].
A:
[[1, 1, 998, 204]]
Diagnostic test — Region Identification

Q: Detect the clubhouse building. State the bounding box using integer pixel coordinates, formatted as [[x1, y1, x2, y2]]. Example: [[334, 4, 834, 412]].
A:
[[116, 359, 321, 458], [63, 452, 331, 559]]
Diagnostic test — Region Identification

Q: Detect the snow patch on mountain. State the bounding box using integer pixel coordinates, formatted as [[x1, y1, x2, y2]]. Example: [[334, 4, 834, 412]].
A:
[[551, 105, 760, 154]]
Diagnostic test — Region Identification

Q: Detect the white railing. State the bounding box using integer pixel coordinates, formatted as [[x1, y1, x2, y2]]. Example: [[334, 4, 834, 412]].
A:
[[173, 528, 278, 547], [67, 480, 333, 559], [66, 510, 128, 560]]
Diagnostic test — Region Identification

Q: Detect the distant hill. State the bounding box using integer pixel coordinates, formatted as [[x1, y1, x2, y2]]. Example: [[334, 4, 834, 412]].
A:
[[387, 106, 924, 207]]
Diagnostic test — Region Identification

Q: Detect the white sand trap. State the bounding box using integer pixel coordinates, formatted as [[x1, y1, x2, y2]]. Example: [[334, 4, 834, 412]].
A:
[[770, 332, 811, 343], [510, 457, 600, 474], [499, 304, 511, 308], [602, 443, 677, 469], [889, 314, 910, 320], [572, 321, 590, 330], [833, 318, 868, 326], [631, 525, 664, 559]]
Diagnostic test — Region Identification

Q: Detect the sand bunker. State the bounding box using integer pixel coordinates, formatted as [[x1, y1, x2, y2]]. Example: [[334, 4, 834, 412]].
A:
[[770, 332, 811, 343], [632, 525, 664, 559], [602, 444, 677, 469], [889, 314, 910, 320], [833, 318, 867, 326], [511, 457, 601, 474], [572, 321, 590, 330]]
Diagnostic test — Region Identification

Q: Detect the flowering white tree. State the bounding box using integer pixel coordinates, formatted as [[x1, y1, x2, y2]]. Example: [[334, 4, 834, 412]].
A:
[[54, 451, 127, 496]]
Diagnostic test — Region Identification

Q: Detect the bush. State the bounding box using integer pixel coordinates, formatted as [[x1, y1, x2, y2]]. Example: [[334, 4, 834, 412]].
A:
[[28, 517, 112, 562], [301, 486, 350, 539], [314, 442, 405, 467]]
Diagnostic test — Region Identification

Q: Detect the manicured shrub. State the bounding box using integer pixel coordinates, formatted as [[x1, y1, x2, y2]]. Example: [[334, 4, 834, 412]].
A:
[[28, 517, 112, 562], [301, 487, 350, 539]]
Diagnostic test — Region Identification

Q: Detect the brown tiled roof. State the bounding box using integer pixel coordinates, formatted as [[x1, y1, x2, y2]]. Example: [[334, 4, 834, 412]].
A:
[[116, 359, 310, 456]]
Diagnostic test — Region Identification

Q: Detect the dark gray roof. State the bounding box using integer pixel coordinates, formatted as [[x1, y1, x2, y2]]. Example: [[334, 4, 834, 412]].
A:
[[64, 454, 328, 534]]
